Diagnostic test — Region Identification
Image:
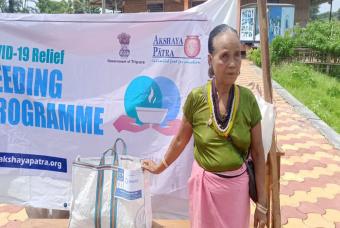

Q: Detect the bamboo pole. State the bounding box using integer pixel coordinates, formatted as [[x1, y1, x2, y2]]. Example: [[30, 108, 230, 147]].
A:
[[269, 133, 280, 227], [257, 0, 272, 103], [265, 157, 271, 228], [236, 0, 241, 34], [256, 0, 281, 227]]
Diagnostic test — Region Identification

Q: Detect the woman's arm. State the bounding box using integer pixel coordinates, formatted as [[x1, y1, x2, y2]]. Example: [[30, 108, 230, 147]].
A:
[[142, 116, 193, 174], [250, 122, 267, 227], [250, 122, 266, 205]]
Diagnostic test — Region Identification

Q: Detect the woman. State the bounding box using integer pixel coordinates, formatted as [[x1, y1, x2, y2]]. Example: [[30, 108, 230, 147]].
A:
[[142, 24, 267, 228]]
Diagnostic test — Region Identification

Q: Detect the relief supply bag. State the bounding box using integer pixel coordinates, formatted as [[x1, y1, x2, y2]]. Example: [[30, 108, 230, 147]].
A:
[[69, 138, 152, 228]]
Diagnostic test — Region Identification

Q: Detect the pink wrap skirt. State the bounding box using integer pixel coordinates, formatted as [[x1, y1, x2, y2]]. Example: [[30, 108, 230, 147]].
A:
[[188, 160, 250, 228]]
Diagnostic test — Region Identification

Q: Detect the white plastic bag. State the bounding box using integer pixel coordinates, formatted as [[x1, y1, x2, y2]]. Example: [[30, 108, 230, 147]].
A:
[[69, 138, 152, 228], [255, 94, 275, 161]]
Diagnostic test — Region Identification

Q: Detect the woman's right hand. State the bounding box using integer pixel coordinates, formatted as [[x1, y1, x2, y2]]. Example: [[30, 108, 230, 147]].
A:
[[142, 116, 192, 175], [142, 160, 164, 174]]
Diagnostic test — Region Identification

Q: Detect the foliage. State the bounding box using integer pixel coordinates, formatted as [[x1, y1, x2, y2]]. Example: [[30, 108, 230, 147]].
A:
[[309, 4, 320, 21], [0, 0, 36, 13], [311, 8, 340, 21], [293, 20, 340, 56], [36, 0, 100, 14], [0, 0, 6, 12], [272, 63, 340, 133], [36, 0, 72, 13], [270, 32, 295, 64], [247, 48, 262, 67], [73, 0, 100, 14], [247, 20, 340, 67], [0, 0, 100, 13]]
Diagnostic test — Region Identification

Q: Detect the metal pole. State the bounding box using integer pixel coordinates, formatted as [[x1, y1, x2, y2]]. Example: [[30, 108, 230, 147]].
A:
[[8, 0, 14, 13], [329, 0, 333, 21], [101, 0, 106, 13]]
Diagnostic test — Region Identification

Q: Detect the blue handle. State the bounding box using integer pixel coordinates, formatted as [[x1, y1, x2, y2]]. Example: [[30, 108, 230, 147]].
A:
[[100, 138, 127, 165]]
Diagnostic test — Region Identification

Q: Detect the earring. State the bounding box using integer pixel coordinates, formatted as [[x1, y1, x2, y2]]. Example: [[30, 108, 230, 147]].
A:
[[208, 66, 214, 78]]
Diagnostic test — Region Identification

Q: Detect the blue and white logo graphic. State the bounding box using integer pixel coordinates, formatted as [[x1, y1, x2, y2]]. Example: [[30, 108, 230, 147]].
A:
[[114, 76, 181, 135]]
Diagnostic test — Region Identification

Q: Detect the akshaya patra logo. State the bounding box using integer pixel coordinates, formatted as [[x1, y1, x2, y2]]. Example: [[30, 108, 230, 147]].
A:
[[107, 32, 145, 65], [152, 34, 201, 64], [113, 76, 181, 136]]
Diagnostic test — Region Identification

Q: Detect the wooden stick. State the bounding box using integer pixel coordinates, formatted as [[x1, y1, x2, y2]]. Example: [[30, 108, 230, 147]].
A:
[[184, 0, 189, 10], [257, 0, 272, 103], [269, 133, 280, 228], [265, 162, 271, 228], [236, 0, 241, 34], [256, 0, 281, 227]]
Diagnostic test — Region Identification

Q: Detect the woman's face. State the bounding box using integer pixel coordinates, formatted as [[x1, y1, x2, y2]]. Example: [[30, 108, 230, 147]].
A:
[[208, 31, 241, 85]]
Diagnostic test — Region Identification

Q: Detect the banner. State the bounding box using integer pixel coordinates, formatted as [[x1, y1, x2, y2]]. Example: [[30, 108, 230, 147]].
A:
[[240, 4, 295, 43], [186, 0, 237, 28], [0, 12, 211, 217], [240, 8, 256, 41]]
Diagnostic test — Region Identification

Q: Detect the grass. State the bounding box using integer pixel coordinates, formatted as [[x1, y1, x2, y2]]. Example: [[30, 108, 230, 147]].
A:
[[272, 63, 340, 133]]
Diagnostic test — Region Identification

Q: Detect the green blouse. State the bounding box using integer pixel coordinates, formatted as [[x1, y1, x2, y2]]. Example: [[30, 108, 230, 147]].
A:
[[183, 82, 262, 172]]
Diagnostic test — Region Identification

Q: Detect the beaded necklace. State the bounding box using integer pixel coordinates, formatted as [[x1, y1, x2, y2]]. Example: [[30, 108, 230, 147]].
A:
[[207, 79, 240, 137]]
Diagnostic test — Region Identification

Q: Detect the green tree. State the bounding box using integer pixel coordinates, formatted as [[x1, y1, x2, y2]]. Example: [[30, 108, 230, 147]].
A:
[[270, 32, 295, 64], [293, 20, 340, 56], [36, 0, 71, 13], [1, 0, 100, 14], [310, 5, 320, 20], [0, 0, 37, 13], [0, 0, 7, 12], [73, 0, 100, 14]]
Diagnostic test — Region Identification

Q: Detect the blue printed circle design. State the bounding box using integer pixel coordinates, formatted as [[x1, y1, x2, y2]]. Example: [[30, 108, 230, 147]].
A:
[[154, 77, 181, 126], [124, 76, 162, 125], [124, 76, 181, 126]]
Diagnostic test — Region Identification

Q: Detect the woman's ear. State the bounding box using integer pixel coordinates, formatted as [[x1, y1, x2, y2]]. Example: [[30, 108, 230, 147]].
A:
[[208, 54, 212, 66]]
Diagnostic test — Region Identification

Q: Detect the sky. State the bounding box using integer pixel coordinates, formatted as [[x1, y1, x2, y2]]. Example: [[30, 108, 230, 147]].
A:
[[318, 0, 340, 13]]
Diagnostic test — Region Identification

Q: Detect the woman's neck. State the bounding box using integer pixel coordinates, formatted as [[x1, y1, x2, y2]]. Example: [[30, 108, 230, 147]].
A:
[[214, 79, 233, 97]]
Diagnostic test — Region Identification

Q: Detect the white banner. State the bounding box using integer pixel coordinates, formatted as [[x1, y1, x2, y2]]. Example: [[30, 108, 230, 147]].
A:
[[0, 12, 211, 217], [187, 0, 238, 28], [240, 8, 256, 41], [0, 1, 238, 217]]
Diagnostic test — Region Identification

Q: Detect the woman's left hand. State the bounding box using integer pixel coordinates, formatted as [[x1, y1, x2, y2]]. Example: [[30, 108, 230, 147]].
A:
[[253, 208, 267, 228]]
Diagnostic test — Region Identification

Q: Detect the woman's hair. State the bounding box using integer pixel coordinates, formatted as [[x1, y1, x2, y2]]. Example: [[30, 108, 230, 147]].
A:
[[208, 24, 238, 54], [208, 24, 238, 77]]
